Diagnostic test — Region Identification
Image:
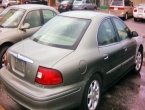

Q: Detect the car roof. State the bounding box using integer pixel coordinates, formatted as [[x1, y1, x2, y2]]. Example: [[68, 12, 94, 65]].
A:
[[59, 11, 115, 19], [9, 4, 58, 12]]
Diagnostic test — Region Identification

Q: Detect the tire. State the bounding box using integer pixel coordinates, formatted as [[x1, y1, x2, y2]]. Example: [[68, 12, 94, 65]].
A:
[[134, 18, 137, 22], [81, 74, 102, 110], [0, 46, 9, 68], [134, 50, 143, 73], [124, 13, 128, 20]]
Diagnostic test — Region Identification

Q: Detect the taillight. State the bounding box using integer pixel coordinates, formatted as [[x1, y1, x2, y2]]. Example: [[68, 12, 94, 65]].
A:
[[118, 7, 124, 10], [109, 7, 114, 10], [134, 9, 137, 12], [35, 66, 63, 85]]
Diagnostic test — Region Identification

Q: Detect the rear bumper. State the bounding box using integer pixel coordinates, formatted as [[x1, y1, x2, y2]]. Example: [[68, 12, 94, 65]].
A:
[[109, 11, 125, 17], [0, 67, 85, 110], [133, 13, 145, 19]]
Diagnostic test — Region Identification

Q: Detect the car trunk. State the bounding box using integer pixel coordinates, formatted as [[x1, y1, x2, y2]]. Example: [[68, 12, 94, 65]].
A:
[[7, 39, 73, 84]]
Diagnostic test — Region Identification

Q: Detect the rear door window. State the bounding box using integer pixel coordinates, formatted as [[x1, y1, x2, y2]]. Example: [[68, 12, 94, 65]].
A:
[[97, 19, 118, 46]]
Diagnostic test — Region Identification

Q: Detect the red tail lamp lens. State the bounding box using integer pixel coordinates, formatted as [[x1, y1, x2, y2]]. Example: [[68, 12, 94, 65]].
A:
[[35, 66, 63, 85]]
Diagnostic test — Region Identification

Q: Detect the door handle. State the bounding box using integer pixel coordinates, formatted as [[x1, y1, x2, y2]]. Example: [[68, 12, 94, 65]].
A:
[[124, 48, 128, 52], [104, 55, 109, 60]]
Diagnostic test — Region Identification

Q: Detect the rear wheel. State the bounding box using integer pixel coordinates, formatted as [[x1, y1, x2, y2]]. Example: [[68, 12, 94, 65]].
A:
[[81, 74, 101, 110], [134, 50, 143, 73], [134, 18, 138, 22], [124, 13, 128, 20], [0, 46, 9, 68]]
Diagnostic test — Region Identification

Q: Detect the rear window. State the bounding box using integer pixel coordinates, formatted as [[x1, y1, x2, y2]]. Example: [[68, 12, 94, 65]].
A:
[[111, 0, 123, 6], [32, 16, 90, 49]]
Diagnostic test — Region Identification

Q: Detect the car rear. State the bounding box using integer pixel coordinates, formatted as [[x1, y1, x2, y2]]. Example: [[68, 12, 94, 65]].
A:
[[133, 4, 145, 21], [109, 0, 133, 19]]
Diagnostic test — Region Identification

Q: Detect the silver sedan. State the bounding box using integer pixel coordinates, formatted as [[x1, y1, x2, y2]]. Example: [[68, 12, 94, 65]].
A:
[[0, 11, 143, 110]]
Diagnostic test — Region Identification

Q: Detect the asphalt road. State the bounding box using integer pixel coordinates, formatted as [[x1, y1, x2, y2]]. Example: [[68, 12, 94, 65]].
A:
[[0, 13, 145, 110]]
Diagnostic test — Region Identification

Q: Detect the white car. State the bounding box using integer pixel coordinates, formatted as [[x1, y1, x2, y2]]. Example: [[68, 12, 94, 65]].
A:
[[2, 0, 20, 8], [133, 4, 145, 21]]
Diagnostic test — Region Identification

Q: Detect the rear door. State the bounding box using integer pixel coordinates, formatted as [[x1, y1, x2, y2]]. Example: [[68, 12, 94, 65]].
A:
[[97, 18, 124, 87], [112, 18, 137, 72]]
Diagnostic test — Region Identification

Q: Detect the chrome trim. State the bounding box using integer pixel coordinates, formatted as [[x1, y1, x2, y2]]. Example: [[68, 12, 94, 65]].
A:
[[107, 64, 121, 74], [9, 51, 33, 64], [121, 56, 134, 66], [106, 56, 134, 74]]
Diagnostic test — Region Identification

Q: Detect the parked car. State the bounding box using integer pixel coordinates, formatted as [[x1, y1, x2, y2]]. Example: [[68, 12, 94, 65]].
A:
[[58, 0, 74, 12], [133, 4, 145, 21], [0, 11, 143, 110], [73, 0, 97, 10], [109, 0, 133, 20], [0, 4, 58, 68], [30, 0, 47, 5], [1, 0, 20, 8]]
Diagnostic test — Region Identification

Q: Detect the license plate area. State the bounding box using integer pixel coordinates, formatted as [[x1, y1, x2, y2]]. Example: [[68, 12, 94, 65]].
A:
[[14, 58, 26, 75], [139, 8, 143, 14]]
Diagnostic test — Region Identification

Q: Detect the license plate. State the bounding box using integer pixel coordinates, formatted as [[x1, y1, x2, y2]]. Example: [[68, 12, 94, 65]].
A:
[[138, 14, 142, 18], [14, 58, 26, 73], [114, 7, 118, 10]]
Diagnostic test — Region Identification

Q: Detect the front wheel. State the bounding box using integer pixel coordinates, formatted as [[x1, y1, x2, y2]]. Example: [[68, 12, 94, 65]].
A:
[[81, 74, 101, 110], [134, 50, 143, 73], [0, 46, 9, 68]]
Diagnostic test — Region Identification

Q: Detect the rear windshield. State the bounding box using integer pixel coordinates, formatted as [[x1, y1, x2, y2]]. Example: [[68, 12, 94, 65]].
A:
[[32, 16, 90, 49], [111, 0, 123, 6]]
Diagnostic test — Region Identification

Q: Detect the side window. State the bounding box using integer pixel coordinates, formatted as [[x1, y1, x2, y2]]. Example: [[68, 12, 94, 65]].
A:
[[23, 10, 41, 28], [113, 18, 130, 40], [42, 10, 56, 24], [97, 19, 117, 46]]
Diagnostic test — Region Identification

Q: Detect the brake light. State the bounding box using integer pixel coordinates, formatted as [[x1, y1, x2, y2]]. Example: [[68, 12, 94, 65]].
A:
[[109, 7, 114, 9], [134, 9, 137, 12], [118, 7, 124, 10], [35, 66, 63, 85]]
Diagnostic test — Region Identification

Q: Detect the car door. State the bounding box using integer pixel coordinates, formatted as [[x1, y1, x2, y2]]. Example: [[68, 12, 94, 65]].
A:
[[18, 10, 42, 40], [112, 18, 137, 73], [97, 18, 124, 87]]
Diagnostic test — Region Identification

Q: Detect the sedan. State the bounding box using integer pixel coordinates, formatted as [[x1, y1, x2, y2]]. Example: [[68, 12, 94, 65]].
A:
[[133, 4, 145, 21], [58, 0, 74, 13], [0, 11, 143, 110], [0, 4, 58, 68]]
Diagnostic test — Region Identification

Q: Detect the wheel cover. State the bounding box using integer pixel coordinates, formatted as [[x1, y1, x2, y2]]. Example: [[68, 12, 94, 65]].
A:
[[87, 80, 100, 110], [135, 51, 142, 71]]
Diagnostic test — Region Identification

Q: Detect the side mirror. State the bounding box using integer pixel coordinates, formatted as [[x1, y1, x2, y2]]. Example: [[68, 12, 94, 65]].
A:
[[20, 23, 30, 31], [131, 31, 138, 37]]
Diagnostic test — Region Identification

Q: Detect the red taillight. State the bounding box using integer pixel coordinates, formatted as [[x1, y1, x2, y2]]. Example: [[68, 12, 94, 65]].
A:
[[35, 66, 63, 85], [109, 7, 114, 10], [134, 9, 137, 12], [118, 7, 124, 10]]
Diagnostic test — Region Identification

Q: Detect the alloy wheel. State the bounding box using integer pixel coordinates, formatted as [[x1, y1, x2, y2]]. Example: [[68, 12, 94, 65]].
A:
[[135, 51, 142, 71], [87, 80, 100, 110]]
